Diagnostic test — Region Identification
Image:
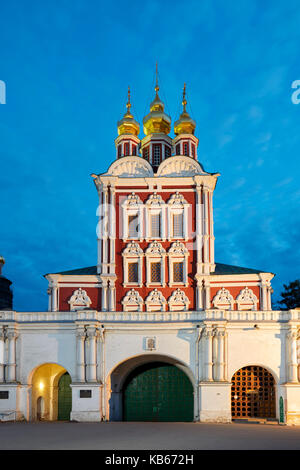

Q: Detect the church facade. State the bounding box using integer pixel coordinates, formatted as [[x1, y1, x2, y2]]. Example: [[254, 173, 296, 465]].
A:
[[1, 79, 300, 424]]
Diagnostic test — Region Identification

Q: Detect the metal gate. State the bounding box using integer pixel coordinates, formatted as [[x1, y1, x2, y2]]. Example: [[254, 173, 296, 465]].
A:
[[58, 372, 72, 420], [123, 362, 194, 422], [231, 366, 276, 419]]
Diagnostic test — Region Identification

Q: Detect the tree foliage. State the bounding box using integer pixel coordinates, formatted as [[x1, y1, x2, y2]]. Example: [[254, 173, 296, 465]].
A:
[[277, 280, 300, 310]]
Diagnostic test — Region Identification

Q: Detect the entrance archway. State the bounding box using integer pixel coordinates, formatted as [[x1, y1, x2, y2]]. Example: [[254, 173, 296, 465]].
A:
[[108, 355, 195, 422], [231, 365, 276, 419], [30, 363, 72, 421]]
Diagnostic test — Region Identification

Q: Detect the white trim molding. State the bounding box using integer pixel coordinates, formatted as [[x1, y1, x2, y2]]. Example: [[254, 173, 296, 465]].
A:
[[167, 192, 189, 241], [68, 288, 92, 311], [236, 287, 258, 311], [168, 240, 189, 287], [121, 192, 144, 241], [145, 241, 166, 287], [212, 287, 234, 310], [145, 289, 167, 312], [122, 241, 144, 287], [121, 289, 144, 312], [168, 288, 190, 311]]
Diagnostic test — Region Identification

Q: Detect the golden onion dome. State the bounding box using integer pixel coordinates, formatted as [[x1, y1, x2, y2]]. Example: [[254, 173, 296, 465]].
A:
[[117, 87, 140, 136], [174, 83, 196, 135], [143, 67, 171, 135]]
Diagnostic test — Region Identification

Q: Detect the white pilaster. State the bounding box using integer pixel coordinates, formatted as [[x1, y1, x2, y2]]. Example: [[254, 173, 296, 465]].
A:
[[76, 327, 86, 383]]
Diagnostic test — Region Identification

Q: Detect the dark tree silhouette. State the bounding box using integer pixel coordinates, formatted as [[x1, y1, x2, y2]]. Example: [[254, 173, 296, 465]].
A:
[[277, 280, 300, 310]]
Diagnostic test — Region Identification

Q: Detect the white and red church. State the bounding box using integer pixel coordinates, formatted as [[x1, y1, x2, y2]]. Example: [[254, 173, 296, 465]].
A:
[[1, 79, 300, 424]]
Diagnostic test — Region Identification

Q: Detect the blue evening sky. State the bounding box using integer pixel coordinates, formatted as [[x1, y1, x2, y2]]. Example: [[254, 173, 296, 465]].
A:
[[0, 0, 299, 311]]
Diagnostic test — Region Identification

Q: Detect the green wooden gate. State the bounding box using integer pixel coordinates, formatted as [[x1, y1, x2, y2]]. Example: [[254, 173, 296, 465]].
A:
[[58, 372, 72, 420], [123, 362, 194, 422]]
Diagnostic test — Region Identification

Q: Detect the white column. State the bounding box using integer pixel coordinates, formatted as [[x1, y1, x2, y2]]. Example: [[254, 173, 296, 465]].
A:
[[203, 186, 210, 273], [47, 288, 52, 312], [203, 327, 213, 381], [109, 186, 116, 274], [109, 280, 116, 312], [261, 283, 268, 311], [195, 187, 203, 273], [0, 328, 5, 383], [208, 190, 215, 267], [204, 279, 211, 309], [196, 278, 204, 311], [216, 329, 225, 381], [101, 278, 108, 311], [6, 329, 17, 382], [86, 327, 97, 383], [102, 185, 109, 274], [287, 329, 298, 383], [51, 285, 58, 312], [76, 327, 86, 382]]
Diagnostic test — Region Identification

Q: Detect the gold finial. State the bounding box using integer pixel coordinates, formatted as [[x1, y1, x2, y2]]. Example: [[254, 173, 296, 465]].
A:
[[155, 62, 159, 94], [182, 83, 187, 111], [126, 86, 131, 113]]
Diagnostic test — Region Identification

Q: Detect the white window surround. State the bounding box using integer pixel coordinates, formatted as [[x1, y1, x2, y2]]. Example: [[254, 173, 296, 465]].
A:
[[212, 287, 234, 310], [168, 240, 189, 287], [145, 289, 167, 312], [122, 241, 144, 287], [145, 193, 166, 241], [168, 288, 190, 311], [166, 192, 189, 241], [145, 241, 166, 287], [68, 288, 92, 311], [121, 192, 144, 241], [236, 287, 258, 311], [122, 289, 144, 312]]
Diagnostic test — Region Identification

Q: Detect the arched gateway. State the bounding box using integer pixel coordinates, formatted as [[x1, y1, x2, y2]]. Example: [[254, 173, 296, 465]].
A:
[[109, 355, 194, 422], [231, 366, 276, 420]]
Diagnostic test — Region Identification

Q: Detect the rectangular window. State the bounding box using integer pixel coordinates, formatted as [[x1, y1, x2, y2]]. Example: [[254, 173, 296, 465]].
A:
[[0, 391, 9, 399], [183, 142, 189, 156], [128, 262, 138, 283], [176, 144, 180, 155], [152, 144, 161, 165], [191, 143, 195, 158], [132, 145, 137, 156], [151, 262, 161, 283], [173, 262, 184, 283], [118, 145, 122, 157], [173, 213, 183, 237], [165, 146, 171, 159], [80, 390, 92, 398], [128, 214, 139, 238], [150, 213, 160, 238], [124, 142, 130, 156], [143, 146, 149, 160]]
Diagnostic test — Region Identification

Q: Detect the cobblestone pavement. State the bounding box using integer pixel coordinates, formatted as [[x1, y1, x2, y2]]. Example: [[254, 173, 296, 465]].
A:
[[1, 421, 300, 450]]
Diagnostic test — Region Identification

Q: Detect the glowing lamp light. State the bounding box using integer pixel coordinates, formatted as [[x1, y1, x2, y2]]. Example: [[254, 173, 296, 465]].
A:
[[39, 382, 44, 391]]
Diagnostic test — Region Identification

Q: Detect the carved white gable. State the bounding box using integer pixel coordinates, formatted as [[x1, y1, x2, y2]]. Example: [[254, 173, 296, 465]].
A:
[[157, 155, 205, 177], [106, 156, 154, 178], [145, 289, 167, 312], [168, 240, 188, 255], [167, 192, 188, 206], [122, 241, 143, 256], [68, 288, 92, 311], [168, 289, 190, 311], [236, 287, 258, 311], [122, 289, 144, 311], [145, 241, 166, 255], [212, 287, 234, 310], [122, 192, 143, 207], [145, 192, 164, 206]]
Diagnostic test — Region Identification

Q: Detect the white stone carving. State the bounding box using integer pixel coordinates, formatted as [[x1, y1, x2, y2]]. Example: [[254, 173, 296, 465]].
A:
[[167, 191, 188, 206], [145, 241, 166, 255], [145, 192, 164, 206], [168, 240, 188, 255], [157, 155, 205, 177], [122, 192, 143, 206], [122, 289, 144, 311], [212, 287, 234, 310], [106, 156, 154, 178], [123, 241, 143, 256], [68, 288, 92, 311], [145, 289, 167, 312], [236, 287, 258, 311], [168, 289, 190, 311]]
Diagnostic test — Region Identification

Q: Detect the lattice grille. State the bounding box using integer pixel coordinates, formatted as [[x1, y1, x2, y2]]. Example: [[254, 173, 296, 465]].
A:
[[128, 262, 138, 283], [173, 262, 184, 283], [128, 214, 138, 238], [173, 213, 183, 237], [151, 262, 161, 283], [150, 214, 160, 238], [231, 366, 276, 419]]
